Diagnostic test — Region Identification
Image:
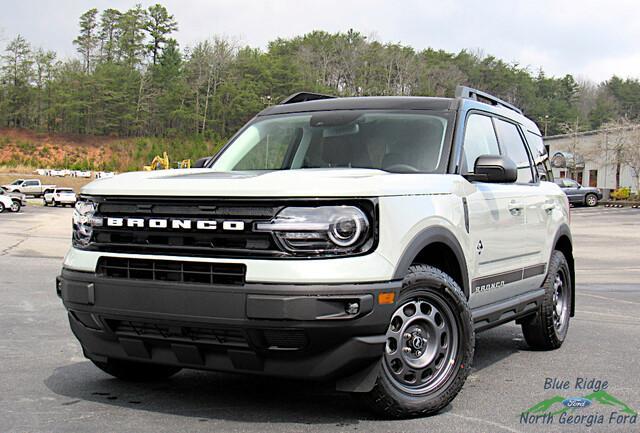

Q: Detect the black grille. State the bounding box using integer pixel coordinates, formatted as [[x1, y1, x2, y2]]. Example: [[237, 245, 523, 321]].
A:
[[98, 257, 246, 286], [89, 198, 281, 258], [262, 329, 308, 350], [106, 319, 248, 348]]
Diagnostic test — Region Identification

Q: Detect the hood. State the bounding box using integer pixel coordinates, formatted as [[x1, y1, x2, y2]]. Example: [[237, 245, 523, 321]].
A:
[[81, 168, 468, 198]]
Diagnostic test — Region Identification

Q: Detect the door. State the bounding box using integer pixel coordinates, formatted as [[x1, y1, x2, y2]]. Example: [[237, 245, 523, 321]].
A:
[[461, 113, 532, 308], [21, 180, 39, 194], [494, 118, 548, 278], [561, 179, 581, 203]]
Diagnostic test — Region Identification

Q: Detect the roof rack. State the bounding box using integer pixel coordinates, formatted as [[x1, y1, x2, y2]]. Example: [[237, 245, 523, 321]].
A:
[[455, 85, 523, 115], [279, 92, 336, 105]]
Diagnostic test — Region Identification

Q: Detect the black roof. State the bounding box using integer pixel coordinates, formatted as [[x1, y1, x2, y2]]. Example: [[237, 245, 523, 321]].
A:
[[258, 96, 458, 116]]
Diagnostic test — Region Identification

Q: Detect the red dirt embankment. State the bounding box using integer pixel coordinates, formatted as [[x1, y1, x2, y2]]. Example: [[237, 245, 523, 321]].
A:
[[0, 128, 120, 169]]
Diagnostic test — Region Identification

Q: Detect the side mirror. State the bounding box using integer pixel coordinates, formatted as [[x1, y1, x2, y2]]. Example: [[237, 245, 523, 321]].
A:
[[465, 155, 517, 183], [193, 157, 211, 168]]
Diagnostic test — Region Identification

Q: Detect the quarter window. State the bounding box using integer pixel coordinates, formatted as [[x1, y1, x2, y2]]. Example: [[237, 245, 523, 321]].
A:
[[525, 131, 552, 181], [462, 114, 500, 172], [494, 119, 534, 183]]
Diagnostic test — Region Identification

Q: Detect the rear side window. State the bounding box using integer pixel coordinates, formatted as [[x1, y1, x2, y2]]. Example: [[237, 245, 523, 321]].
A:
[[462, 114, 499, 172], [494, 119, 534, 183]]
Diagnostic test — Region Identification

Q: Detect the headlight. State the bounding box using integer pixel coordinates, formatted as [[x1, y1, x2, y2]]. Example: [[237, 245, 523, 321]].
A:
[[256, 206, 372, 255], [72, 199, 101, 247]]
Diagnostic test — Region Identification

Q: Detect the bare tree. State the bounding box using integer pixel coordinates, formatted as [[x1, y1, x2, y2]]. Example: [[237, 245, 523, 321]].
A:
[[623, 126, 640, 195], [559, 117, 584, 180], [597, 119, 640, 190]]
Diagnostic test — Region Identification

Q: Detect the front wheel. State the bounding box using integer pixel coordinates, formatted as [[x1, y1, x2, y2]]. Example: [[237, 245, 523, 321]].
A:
[[91, 358, 182, 381], [521, 250, 572, 349], [585, 194, 598, 207], [360, 265, 474, 418], [9, 201, 21, 212]]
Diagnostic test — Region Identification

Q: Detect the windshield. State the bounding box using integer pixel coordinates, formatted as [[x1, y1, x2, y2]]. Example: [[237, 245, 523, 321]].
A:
[[58, 189, 74, 193], [11, 180, 23, 185], [211, 111, 452, 173]]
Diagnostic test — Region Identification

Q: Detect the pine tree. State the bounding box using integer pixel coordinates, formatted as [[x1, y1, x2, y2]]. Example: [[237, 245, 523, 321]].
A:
[[145, 4, 178, 65]]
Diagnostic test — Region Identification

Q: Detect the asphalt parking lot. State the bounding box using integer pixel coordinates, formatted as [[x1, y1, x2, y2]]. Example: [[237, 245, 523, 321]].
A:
[[1, 205, 638, 433]]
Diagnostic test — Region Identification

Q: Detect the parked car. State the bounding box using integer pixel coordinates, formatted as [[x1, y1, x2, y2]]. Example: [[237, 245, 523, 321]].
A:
[[44, 188, 77, 207], [3, 179, 56, 197], [554, 178, 602, 207], [59, 87, 575, 418], [0, 194, 20, 212], [0, 187, 26, 211]]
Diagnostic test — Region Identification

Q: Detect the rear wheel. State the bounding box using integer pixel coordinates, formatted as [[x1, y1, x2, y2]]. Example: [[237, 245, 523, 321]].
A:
[[91, 358, 182, 381], [521, 250, 572, 349], [585, 194, 598, 207], [0, 202, 5, 213], [360, 265, 474, 418]]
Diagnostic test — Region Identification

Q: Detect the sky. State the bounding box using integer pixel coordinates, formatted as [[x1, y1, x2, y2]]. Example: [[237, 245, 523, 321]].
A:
[[1, 0, 639, 83]]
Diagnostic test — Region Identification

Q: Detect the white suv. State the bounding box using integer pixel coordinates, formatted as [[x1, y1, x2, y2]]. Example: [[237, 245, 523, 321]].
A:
[[58, 87, 574, 418], [44, 188, 77, 207]]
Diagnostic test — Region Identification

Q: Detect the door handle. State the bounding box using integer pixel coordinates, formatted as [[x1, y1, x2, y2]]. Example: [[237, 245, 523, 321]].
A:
[[543, 203, 556, 213], [508, 201, 524, 216]]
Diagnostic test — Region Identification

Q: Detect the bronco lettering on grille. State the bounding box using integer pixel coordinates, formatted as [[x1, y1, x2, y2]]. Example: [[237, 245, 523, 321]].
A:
[[105, 217, 245, 231]]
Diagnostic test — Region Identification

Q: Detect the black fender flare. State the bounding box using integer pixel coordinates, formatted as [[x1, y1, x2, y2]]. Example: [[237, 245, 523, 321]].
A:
[[551, 223, 575, 317], [392, 226, 469, 299]]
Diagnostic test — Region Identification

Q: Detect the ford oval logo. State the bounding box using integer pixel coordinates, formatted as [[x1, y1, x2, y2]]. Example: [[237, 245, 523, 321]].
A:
[[562, 397, 592, 408]]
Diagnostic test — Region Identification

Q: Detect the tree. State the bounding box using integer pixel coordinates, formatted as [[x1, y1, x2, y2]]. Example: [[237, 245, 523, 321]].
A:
[[117, 5, 147, 69], [621, 126, 640, 194], [1, 35, 33, 127], [33, 48, 56, 129], [145, 4, 178, 65], [98, 8, 122, 63], [73, 8, 99, 72]]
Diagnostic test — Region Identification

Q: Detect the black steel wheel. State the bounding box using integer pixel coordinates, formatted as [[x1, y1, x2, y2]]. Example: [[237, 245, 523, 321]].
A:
[[361, 265, 474, 418], [521, 250, 572, 349]]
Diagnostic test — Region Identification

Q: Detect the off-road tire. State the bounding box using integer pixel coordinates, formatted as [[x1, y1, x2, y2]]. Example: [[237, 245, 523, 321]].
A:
[[361, 265, 474, 418], [91, 358, 181, 381], [521, 250, 572, 350]]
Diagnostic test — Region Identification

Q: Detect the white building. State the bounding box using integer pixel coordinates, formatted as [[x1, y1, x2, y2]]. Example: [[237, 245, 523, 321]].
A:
[[544, 126, 639, 193]]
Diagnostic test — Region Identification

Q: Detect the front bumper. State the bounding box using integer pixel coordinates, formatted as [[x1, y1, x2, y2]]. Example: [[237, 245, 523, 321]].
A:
[[58, 268, 401, 381]]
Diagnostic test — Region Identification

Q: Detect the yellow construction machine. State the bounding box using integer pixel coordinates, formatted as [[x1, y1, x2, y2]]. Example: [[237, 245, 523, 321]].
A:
[[143, 152, 170, 171], [143, 152, 191, 171]]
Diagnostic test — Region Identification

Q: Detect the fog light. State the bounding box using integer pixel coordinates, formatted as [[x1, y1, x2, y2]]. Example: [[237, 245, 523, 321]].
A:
[[345, 302, 360, 315]]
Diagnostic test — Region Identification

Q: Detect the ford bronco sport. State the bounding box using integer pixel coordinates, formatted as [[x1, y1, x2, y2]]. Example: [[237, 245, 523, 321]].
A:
[[58, 86, 574, 418]]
